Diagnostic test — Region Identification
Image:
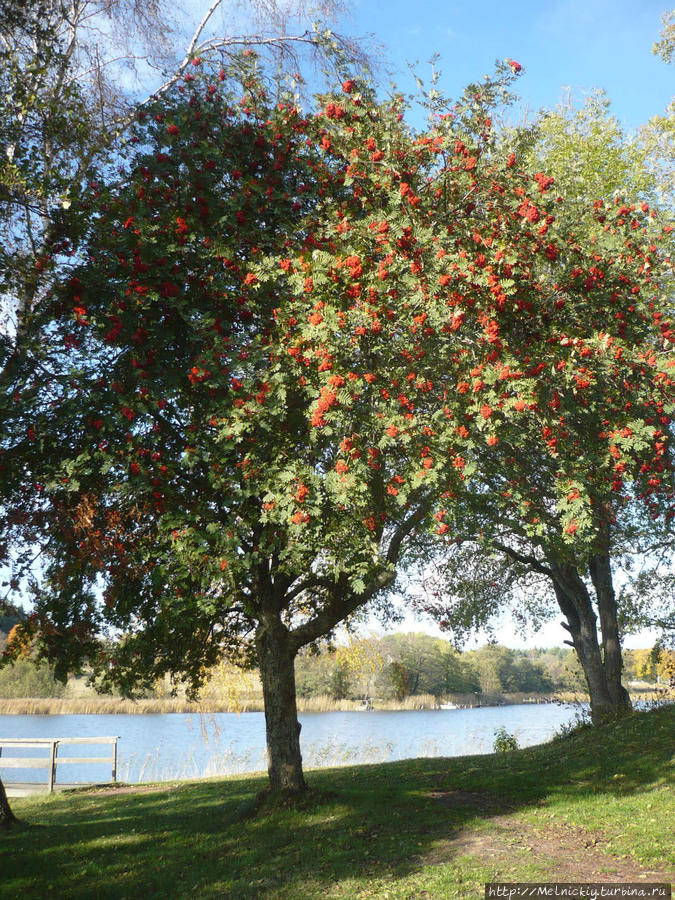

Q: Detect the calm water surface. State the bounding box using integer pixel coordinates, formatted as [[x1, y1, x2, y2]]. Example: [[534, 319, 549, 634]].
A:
[[0, 704, 581, 785]]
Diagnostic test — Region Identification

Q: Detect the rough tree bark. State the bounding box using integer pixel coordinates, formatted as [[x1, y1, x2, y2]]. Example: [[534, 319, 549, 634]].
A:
[[588, 529, 632, 714], [0, 776, 19, 829], [256, 614, 307, 795], [495, 539, 632, 726], [252, 558, 401, 795], [551, 560, 631, 724]]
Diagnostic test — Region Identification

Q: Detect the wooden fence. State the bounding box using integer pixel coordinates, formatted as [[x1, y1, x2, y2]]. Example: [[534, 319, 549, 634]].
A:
[[0, 737, 118, 793]]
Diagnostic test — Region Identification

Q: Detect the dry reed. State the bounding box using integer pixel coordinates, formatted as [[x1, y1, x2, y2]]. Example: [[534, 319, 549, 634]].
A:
[[0, 697, 264, 715], [2, 688, 668, 717]]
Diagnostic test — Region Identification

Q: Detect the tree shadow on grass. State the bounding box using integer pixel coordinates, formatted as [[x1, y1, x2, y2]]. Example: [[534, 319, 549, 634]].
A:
[[3, 706, 673, 899]]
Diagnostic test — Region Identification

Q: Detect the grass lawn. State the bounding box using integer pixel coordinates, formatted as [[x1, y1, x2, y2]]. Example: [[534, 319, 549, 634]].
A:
[[2, 705, 673, 899]]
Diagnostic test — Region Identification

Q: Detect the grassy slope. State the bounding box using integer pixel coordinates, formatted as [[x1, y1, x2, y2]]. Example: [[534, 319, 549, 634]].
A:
[[3, 705, 673, 900]]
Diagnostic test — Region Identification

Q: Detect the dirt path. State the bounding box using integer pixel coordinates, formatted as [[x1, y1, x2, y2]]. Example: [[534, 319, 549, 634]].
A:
[[426, 790, 673, 883]]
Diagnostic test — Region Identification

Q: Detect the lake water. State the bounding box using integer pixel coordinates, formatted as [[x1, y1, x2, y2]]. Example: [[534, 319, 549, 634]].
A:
[[0, 703, 582, 785]]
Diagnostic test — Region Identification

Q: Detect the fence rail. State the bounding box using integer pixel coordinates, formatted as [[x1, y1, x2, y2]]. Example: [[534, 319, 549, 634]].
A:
[[0, 737, 118, 792]]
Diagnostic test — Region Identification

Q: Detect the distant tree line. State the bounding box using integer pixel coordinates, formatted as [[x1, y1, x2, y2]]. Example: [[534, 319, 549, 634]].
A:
[[294, 634, 583, 702], [1, 621, 672, 700], [293, 635, 675, 703]]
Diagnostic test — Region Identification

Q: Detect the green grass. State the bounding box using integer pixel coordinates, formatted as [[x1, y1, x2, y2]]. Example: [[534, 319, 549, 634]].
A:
[[3, 705, 673, 899]]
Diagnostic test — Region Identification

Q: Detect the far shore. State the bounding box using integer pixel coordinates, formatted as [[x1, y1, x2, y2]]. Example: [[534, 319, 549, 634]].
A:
[[0, 687, 670, 716]]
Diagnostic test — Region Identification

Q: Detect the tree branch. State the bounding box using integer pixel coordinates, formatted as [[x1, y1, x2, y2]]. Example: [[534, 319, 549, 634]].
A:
[[492, 540, 554, 578], [186, 0, 224, 61], [284, 574, 329, 604], [119, 31, 323, 131], [386, 508, 426, 565], [288, 568, 395, 652]]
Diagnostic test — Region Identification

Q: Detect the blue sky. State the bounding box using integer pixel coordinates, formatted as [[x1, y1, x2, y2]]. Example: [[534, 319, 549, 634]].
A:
[[345, 0, 672, 131]]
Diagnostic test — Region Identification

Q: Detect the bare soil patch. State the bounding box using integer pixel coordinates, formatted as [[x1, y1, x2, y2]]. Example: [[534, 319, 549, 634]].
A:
[[69, 782, 184, 797], [425, 790, 674, 882]]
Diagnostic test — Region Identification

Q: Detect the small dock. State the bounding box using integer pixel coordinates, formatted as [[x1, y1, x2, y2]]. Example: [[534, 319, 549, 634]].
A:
[[1, 737, 119, 797]]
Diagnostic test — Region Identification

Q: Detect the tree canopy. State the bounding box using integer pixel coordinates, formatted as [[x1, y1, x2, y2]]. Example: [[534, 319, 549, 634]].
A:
[[413, 86, 675, 723], [2, 47, 674, 791], [0, 0, 366, 383], [0, 0, 366, 814]]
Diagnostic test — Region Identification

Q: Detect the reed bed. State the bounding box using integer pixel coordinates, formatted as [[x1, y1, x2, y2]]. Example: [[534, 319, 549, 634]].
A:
[[296, 696, 369, 712], [0, 696, 264, 715], [296, 693, 476, 711], [0, 690, 611, 716], [501, 690, 586, 705]]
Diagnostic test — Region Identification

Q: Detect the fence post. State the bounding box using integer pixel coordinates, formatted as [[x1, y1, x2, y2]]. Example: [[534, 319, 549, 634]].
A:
[[48, 741, 58, 793], [112, 738, 118, 783]]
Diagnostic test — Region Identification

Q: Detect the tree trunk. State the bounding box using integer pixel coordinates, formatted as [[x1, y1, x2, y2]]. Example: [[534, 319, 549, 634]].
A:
[[551, 562, 630, 725], [589, 539, 632, 716], [256, 615, 307, 795], [0, 776, 19, 829]]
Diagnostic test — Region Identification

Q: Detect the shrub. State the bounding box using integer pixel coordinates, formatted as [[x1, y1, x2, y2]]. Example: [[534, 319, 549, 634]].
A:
[[493, 726, 519, 753], [0, 659, 66, 698]]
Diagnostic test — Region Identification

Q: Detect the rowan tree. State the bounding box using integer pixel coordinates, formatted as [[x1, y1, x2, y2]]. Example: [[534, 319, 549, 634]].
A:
[[415, 86, 675, 724], [0, 0, 366, 385], [3, 54, 673, 794], [0, 0, 364, 814]]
